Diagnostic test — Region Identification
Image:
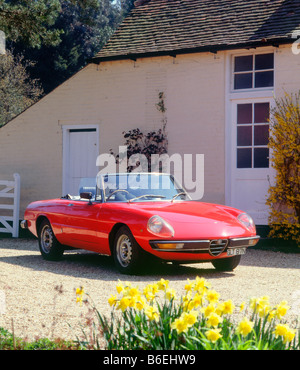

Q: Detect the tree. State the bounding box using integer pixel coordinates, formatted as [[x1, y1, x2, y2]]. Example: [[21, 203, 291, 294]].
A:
[[266, 91, 300, 246], [0, 49, 43, 126], [0, 0, 62, 48], [12, 0, 132, 93]]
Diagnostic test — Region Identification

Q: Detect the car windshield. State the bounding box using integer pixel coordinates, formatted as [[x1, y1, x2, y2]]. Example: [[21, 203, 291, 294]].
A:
[[96, 173, 191, 202]]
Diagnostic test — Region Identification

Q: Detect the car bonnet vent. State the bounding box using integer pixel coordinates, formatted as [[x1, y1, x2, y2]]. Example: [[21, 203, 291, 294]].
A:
[[209, 239, 228, 256]]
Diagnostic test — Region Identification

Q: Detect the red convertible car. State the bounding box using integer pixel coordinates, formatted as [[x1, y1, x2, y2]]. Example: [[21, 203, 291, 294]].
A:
[[21, 173, 259, 274]]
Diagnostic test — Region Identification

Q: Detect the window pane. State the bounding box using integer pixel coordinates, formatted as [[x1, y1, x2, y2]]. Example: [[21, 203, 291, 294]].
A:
[[237, 126, 252, 146], [255, 71, 274, 88], [254, 148, 269, 168], [237, 148, 252, 168], [234, 55, 253, 72], [234, 73, 253, 89], [254, 125, 269, 145], [255, 53, 274, 70], [237, 104, 252, 124], [254, 102, 269, 123]]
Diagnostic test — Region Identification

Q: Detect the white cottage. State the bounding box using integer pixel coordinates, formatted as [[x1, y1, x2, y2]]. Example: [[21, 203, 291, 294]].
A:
[[1, 0, 300, 227]]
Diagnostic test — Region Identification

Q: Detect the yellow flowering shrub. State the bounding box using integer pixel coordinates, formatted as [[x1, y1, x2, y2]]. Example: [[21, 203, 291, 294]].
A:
[[267, 91, 300, 245]]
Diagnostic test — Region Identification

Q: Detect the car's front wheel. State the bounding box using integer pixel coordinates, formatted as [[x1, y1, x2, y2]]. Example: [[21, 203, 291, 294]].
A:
[[38, 219, 64, 261], [113, 226, 145, 275], [211, 255, 241, 271]]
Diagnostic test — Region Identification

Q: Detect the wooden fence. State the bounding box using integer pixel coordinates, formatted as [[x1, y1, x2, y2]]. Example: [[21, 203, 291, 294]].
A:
[[0, 173, 20, 237]]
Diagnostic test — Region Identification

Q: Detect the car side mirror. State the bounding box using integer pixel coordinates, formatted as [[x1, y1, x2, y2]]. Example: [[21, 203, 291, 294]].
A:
[[80, 192, 93, 204]]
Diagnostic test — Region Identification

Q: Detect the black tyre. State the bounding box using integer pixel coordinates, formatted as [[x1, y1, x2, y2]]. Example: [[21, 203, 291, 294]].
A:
[[113, 226, 145, 275], [211, 255, 241, 271], [38, 219, 64, 261]]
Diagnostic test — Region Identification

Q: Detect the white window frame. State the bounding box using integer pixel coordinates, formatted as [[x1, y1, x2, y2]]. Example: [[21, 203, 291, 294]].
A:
[[225, 47, 277, 206], [232, 52, 274, 92]]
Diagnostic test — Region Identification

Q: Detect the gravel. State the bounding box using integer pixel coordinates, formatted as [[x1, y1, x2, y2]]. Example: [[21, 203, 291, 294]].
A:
[[0, 238, 299, 342]]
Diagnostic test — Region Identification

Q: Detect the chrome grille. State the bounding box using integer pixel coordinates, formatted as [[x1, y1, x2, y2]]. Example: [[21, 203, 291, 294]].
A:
[[209, 239, 228, 256]]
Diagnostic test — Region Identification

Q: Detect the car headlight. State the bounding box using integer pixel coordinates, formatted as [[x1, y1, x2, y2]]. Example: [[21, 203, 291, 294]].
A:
[[237, 213, 256, 233], [147, 215, 175, 237]]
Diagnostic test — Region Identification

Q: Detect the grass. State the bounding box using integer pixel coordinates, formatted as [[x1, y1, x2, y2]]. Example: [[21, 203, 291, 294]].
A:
[[0, 327, 79, 350]]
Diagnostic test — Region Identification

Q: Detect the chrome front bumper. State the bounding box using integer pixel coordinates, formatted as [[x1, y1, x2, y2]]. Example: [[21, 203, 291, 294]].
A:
[[20, 220, 28, 229], [149, 236, 260, 256]]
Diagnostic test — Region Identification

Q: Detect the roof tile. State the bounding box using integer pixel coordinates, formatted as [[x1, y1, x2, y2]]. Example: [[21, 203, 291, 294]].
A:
[[94, 0, 300, 61]]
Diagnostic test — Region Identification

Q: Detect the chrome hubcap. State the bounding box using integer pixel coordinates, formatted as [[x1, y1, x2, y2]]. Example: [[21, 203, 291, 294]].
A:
[[116, 235, 132, 267], [40, 226, 53, 253]]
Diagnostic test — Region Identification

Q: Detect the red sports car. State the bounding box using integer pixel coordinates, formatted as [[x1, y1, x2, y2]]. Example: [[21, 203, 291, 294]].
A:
[[21, 173, 259, 274]]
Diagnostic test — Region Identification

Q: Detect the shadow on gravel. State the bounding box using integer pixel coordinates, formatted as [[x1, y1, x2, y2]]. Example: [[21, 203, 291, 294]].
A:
[[0, 241, 235, 282]]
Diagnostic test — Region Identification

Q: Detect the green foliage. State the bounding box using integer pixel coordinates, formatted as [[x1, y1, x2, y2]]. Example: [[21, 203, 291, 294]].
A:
[[0, 49, 43, 126], [267, 91, 300, 245], [0, 0, 62, 48], [11, 0, 134, 93], [0, 327, 78, 350]]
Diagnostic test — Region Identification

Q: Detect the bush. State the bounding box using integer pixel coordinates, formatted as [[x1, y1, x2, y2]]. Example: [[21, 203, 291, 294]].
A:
[[75, 278, 300, 350], [267, 91, 300, 246]]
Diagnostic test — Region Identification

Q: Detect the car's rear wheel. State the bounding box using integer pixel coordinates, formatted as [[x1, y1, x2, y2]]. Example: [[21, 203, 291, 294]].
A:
[[113, 226, 145, 275], [38, 219, 64, 261], [211, 255, 241, 271]]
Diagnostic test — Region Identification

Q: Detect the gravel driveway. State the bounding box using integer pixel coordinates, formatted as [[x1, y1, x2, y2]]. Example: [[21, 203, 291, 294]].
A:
[[0, 238, 299, 342]]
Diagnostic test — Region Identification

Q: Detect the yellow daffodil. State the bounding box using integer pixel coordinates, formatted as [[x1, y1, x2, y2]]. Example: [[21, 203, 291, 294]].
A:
[[194, 277, 210, 293], [108, 294, 118, 307], [236, 317, 254, 337], [184, 279, 193, 292], [165, 288, 177, 301], [171, 318, 188, 334], [239, 301, 245, 312], [128, 287, 140, 298], [118, 297, 131, 311], [206, 312, 223, 328], [181, 310, 198, 326], [206, 289, 220, 304], [116, 281, 124, 294], [273, 323, 289, 338], [145, 305, 160, 322], [205, 328, 222, 343], [157, 278, 169, 291], [275, 301, 290, 319], [187, 292, 203, 310], [274, 323, 297, 344], [215, 302, 224, 316], [75, 286, 85, 305], [135, 296, 146, 310], [222, 300, 235, 315], [283, 328, 296, 344], [250, 296, 271, 318], [76, 287, 84, 296], [202, 303, 215, 318]]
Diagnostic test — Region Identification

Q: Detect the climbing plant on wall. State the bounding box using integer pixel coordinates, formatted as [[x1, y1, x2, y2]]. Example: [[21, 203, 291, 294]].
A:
[[110, 91, 168, 172]]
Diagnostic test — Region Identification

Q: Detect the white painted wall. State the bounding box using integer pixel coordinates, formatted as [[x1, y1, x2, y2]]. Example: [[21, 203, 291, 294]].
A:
[[0, 45, 299, 217]]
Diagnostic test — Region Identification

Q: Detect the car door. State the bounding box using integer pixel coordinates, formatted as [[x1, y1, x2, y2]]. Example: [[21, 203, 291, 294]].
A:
[[59, 200, 106, 252]]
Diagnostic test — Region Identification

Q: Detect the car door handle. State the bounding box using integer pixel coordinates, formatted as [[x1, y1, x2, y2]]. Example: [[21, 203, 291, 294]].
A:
[[68, 203, 74, 207]]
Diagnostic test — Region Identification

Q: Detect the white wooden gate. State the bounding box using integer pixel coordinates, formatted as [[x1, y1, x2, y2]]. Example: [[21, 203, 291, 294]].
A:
[[0, 173, 20, 237]]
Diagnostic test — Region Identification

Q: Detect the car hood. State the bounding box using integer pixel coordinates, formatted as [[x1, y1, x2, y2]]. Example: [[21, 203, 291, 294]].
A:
[[128, 201, 253, 239]]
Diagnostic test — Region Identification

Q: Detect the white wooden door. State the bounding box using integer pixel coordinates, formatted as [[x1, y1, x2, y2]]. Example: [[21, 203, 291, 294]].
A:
[[63, 126, 99, 195], [230, 99, 274, 225]]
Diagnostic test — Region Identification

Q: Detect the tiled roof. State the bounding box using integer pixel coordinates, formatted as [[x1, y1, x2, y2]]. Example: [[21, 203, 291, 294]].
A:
[[93, 0, 300, 62]]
